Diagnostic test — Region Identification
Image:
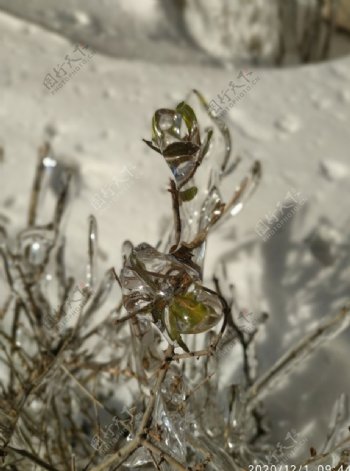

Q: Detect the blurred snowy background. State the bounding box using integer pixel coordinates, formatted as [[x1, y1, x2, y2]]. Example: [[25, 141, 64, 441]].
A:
[[1, 0, 350, 462]]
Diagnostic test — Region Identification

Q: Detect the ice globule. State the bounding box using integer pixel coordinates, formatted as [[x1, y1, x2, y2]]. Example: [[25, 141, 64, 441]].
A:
[[119, 242, 224, 349]]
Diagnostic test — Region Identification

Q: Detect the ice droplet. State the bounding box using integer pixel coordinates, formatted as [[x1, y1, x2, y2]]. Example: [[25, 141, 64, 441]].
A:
[[158, 112, 175, 131], [19, 231, 53, 266]]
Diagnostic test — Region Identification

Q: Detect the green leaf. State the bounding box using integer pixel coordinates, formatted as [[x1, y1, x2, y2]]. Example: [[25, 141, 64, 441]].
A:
[[199, 128, 213, 161], [175, 101, 199, 142], [163, 142, 199, 158], [179, 186, 198, 202]]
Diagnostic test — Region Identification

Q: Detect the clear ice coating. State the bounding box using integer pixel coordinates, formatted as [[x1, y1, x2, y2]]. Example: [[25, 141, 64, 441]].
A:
[[1, 144, 110, 336], [154, 367, 187, 460], [86, 214, 98, 288], [145, 90, 261, 269], [119, 242, 224, 343], [164, 282, 223, 334], [18, 228, 55, 267], [123, 367, 187, 469]]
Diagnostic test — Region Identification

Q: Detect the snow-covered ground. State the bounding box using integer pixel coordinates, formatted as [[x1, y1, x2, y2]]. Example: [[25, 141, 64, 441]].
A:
[[1, 2, 350, 461]]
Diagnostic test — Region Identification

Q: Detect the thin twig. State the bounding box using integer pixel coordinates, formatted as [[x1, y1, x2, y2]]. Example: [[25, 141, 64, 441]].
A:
[[246, 304, 350, 410]]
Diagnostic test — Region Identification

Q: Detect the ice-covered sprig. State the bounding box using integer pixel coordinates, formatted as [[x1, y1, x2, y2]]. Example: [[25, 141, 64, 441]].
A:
[[144, 90, 261, 266], [119, 242, 227, 351], [120, 91, 257, 352]]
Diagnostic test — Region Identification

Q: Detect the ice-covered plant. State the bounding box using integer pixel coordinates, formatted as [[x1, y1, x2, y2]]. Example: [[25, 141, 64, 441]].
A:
[[0, 91, 349, 471]]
